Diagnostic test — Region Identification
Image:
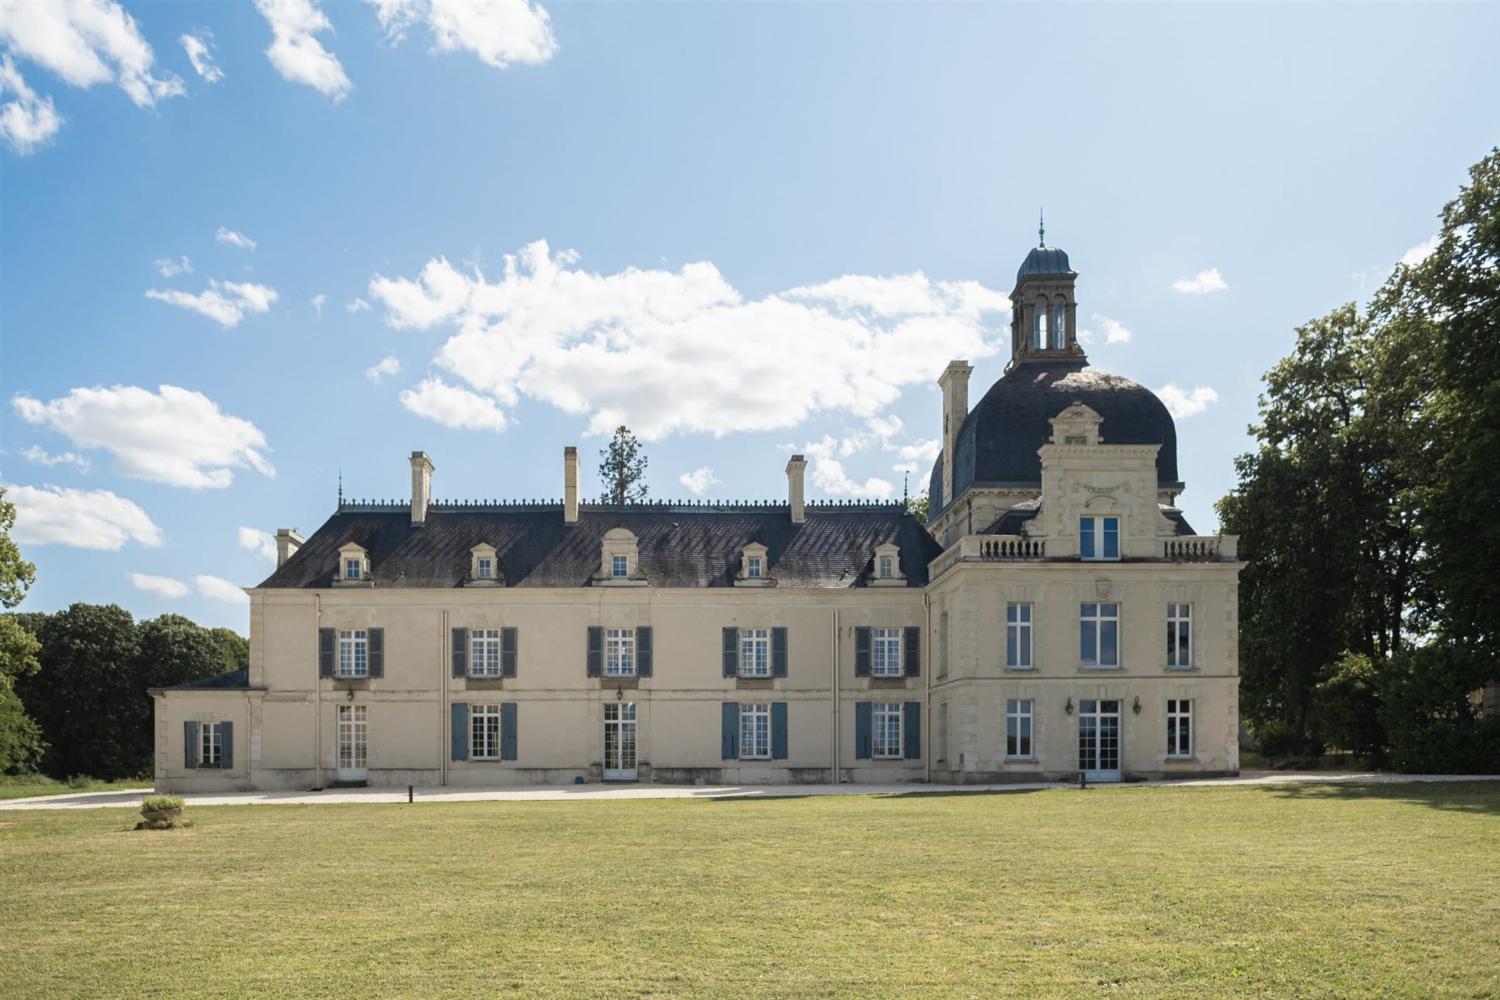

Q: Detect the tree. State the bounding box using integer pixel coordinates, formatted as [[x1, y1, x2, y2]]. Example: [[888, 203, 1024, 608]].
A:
[[905, 493, 929, 526], [598, 425, 648, 504], [0, 487, 42, 772]]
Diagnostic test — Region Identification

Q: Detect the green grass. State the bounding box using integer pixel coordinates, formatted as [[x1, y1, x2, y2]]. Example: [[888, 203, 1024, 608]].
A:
[[0, 774, 150, 800], [2, 783, 1498, 999]]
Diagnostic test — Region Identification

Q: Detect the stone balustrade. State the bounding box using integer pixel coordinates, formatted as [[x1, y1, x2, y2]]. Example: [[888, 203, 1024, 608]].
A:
[[929, 532, 1240, 577]]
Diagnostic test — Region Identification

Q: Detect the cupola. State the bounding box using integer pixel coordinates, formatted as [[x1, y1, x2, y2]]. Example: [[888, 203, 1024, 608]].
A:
[[1010, 212, 1086, 365]]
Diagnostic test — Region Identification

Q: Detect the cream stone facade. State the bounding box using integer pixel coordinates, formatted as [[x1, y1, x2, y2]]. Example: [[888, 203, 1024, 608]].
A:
[[153, 238, 1243, 791]]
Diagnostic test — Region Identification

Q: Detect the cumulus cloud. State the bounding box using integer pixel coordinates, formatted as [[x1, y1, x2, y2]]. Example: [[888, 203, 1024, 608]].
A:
[[12, 384, 275, 489], [1092, 314, 1132, 345], [0, 55, 62, 153], [311, 293, 327, 316], [180, 30, 222, 83], [0, 0, 184, 110], [1172, 268, 1228, 295], [365, 355, 401, 382], [145, 278, 279, 328], [1155, 383, 1219, 419], [196, 574, 249, 604], [6, 484, 162, 549], [130, 572, 188, 599], [398, 376, 507, 432], [154, 255, 192, 278], [20, 445, 90, 471], [678, 466, 721, 496], [1400, 234, 1439, 268], [801, 436, 895, 499], [214, 226, 257, 250], [368, 240, 1008, 441], [369, 0, 557, 69], [238, 526, 278, 562], [255, 0, 352, 100], [345, 296, 371, 314]]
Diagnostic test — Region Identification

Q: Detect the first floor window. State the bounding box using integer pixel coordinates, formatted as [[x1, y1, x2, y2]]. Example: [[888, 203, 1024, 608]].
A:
[[471, 628, 502, 677], [1006, 699, 1033, 758], [605, 628, 635, 676], [872, 703, 903, 759], [1006, 602, 1033, 668], [1167, 699, 1193, 757], [739, 703, 770, 760], [611, 555, 629, 578], [740, 628, 770, 677], [1080, 516, 1120, 560], [872, 627, 903, 677], [338, 629, 369, 677], [1080, 603, 1119, 668], [471, 705, 501, 760], [199, 722, 223, 768], [1167, 604, 1192, 668]]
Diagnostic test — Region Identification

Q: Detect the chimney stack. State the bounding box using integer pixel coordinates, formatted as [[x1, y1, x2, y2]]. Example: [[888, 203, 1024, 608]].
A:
[[410, 451, 434, 526], [564, 446, 580, 523], [936, 361, 973, 508], [275, 529, 303, 567], [786, 454, 807, 524]]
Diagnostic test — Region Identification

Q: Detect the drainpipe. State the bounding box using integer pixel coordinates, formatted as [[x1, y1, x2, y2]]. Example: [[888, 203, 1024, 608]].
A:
[[314, 593, 323, 790], [440, 608, 449, 787], [831, 607, 840, 783]]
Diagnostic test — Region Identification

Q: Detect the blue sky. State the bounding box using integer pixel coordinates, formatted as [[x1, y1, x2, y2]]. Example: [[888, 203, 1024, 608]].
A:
[[2, 0, 1497, 632]]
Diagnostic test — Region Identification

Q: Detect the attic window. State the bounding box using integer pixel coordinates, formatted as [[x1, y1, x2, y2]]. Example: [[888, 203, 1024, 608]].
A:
[[476, 558, 493, 580], [878, 555, 894, 579], [870, 542, 904, 586], [612, 555, 628, 578], [747, 556, 763, 579], [344, 559, 361, 581]]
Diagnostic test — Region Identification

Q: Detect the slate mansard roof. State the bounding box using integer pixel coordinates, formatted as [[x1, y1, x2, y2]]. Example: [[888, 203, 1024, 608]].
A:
[[259, 502, 942, 590]]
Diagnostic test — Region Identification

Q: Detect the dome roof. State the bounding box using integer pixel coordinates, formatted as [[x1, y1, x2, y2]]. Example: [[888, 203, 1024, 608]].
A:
[[1016, 245, 1073, 284], [929, 360, 1180, 512]]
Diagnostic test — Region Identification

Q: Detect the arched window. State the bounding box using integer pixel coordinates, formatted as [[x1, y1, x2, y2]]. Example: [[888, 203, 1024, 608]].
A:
[[1033, 300, 1048, 349], [1050, 302, 1067, 348]]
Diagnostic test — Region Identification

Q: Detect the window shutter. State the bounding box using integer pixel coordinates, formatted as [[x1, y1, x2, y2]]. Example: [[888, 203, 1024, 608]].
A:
[[721, 702, 738, 759], [221, 721, 234, 770], [368, 628, 384, 679], [903, 626, 921, 678], [184, 721, 199, 769], [500, 703, 518, 761], [854, 702, 872, 760], [318, 628, 335, 679], [501, 627, 518, 678], [904, 701, 921, 760], [772, 627, 788, 678], [451, 627, 468, 678], [854, 626, 872, 677], [587, 626, 603, 677], [771, 702, 788, 760], [636, 626, 653, 677], [451, 703, 469, 761], [722, 627, 738, 677]]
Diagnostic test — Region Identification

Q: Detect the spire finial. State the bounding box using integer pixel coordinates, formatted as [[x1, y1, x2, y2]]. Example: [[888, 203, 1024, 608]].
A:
[[902, 470, 910, 504], [1038, 208, 1045, 248], [338, 468, 343, 506]]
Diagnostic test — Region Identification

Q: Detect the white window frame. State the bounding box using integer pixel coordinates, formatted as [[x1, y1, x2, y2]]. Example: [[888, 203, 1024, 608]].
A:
[[343, 558, 362, 580], [878, 555, 894, 579], [1080, 603, 1120, 669], [470, 628, 502, 678], [872, 702, 903, 759], [746, 556, 763, 579], [1167, 603, 1193, 669], [337, 629, 369, 678], [605, 628, 635, 677], [871, 627, 903, 677], [739, 628, 770, 677], [1167, 699, 1193, 758], [476, 557, 493, 580], [470, 704, 502, 761], [611, 554, 629, 578], [1006, 698, 1033, 758], [738, 703, 770, 760], [1079, 515, 1121, 561], [1006, 602, 1033, 669], [199, 721, 223, 768]]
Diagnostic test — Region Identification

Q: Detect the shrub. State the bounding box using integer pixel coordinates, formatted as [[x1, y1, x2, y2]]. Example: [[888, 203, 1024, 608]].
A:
[[1315, 652, 1388, 761], [1249, 720, 1305, 758], [1379, 642, 1500, 773], [142, 794, 183, 812]]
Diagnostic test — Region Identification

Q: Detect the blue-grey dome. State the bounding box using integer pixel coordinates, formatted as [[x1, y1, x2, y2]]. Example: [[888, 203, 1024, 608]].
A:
[[1016, 245, 1074, 284]]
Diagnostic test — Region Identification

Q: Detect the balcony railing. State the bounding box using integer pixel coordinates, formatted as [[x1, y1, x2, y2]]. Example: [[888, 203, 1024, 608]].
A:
[[1161, 535, 1238, 561], [929, 532, 1240, 578]]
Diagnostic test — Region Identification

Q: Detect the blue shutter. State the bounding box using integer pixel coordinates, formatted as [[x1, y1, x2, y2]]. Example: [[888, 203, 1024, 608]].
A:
[[501, 627, 518, 678], [500, 703, 517, 761], [451, 703, 469, 761], [854, 703, 872, 760], [367, 628, 384, 679], [771, 702, 788, 760], [184, 721, 199, 769], [903, 626, 921, 678], [722, 627, 738, 677], [1104, 517, 1119, 559], [721, 702, 739, 759], [586, 626, 603, 677], [1080, 517, 1095, 559], [451, 628, 467, 678], [318, 628, 335, 678], [772, 627, 788, 678], [221, 721, 233, 770], [636, 626, 653, 677], [904, 701, 921, 760], [854, 626, 871, 677]]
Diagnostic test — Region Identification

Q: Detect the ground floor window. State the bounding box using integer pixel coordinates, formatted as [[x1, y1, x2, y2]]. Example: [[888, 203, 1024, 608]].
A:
[[199, 722, 222, 767], [471, 705, 502, 760], [872, 703, 903, 759], [739, 703, 770, 759], [1006, 699, 1033, 758], [337, 705, 367, 771], [1167, 699, 1193, 757]]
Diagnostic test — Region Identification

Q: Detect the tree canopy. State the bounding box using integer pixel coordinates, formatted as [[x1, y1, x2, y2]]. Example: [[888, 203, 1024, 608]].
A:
[[599, 425, 649, 504]]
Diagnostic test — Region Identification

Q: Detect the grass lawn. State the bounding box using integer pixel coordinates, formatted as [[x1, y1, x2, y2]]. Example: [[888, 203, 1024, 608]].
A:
[[2, 783, 1498, 999], [0, 775, 151, 800]]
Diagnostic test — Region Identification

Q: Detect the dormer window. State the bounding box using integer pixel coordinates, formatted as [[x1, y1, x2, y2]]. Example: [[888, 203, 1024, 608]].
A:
[[598, 528, 644, 586], [335, 543, 370, 586], [870, 542, 905, 586], [1080, 516, 1120, 561], [878, 555, 894, 579], [736, 542, 771, 587], [467, 543, 501, 587], [344, 558, 361, 581], [611, 555, 628, 578], [747, 556, 763, 579], [476, 558, 493, 579]]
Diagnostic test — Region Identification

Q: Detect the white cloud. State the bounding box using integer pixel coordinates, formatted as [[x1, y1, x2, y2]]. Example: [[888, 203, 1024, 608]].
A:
[[6, 484, 162, 550], [1172, 268, 1228, 295], [1155, 383, 1219, 419], [0, 55, 62, 153], [801, 436, 895, 499], [398, 376, 507, 432], [678, 466, 721, 496], [145, 278, 279, 328], [215, 226, 257, 251], [179, 30, 222, 83], [311, 292, 327, 316], [369, 239, 1008, 441], [237, 526, 278, 562], [365, 355, 402, 382], [896, 438, 940, 463], [1400, 234, 1439, 268], [0, 0, 184, 108], [20, 445, 90, 471], [196, 574, 249, 605], [154, 255, 192, 278], [345, 296, 371, 314], [12, 384, 275, 489], [1081, 313, 1132, 346], [255, 0, 352, 101], [369, 0, 558, 70], [130, 572, 188, 599]]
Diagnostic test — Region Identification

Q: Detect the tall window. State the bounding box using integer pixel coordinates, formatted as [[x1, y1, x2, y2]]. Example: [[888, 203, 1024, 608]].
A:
[[740, 628, 770, 677], [471, 705, 502, 760], [1080, 516, 1120, 560], [471, 629, 502, 677], [1006, 699, 1033, 758], [872, 703, 903, 759], [1080, 603, 1120, 668], [476, 557, 493, 580], [1167, 699, 1193, 757], [747, 556, 763, 579], [200, 722, 223, 768], [1006, 602, 1033, 668], [1033, 303, 1048, 350], [611, 555, 629, 578], [739, 704, 770, 760], [871, 627, 903, 677], [1050, 301, 1066, 348], [878, 555, 894, 579], [605, 628, 635, 676], [344, 558, 361, 580], [338, 629, 369, 678], [1167, 604, 1192, 668]]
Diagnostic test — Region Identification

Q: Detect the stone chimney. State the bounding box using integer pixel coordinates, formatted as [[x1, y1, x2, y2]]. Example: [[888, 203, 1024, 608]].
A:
[[786, 454, 807, 524], [564, 446, 580, 524], [936, 360, 973, 508], [275, 529, 303, 567], [410, 451, 434, 526]]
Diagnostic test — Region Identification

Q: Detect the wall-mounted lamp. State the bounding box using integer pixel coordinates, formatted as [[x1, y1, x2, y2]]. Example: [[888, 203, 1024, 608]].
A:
[[1132, 696, 1141, 715], [345, 687, 355, 703], [615, 685, 623, 702], [1064, 696, 1073, 716]]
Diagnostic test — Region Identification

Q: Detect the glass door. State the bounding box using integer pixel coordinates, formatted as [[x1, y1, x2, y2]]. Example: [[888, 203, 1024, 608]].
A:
[[1078, 699, 1121, 782], [336, 704, 367, 781], [603, 702, 637, 780]]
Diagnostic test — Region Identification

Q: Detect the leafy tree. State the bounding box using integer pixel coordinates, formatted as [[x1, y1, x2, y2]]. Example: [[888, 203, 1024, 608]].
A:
[[905, 493, 929, 526], [598, 425, 648, 504], [1377, 643, 1500, 773], [1314, 652, 1386, 761], [208, 627, 250, 674], [0, 488, 43, 772]]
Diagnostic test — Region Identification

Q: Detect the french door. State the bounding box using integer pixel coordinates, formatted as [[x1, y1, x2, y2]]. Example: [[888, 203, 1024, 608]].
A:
[[1078, 699, 1121, 782], [336, 704, 368, 782], [603, 702, 638, 781]]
